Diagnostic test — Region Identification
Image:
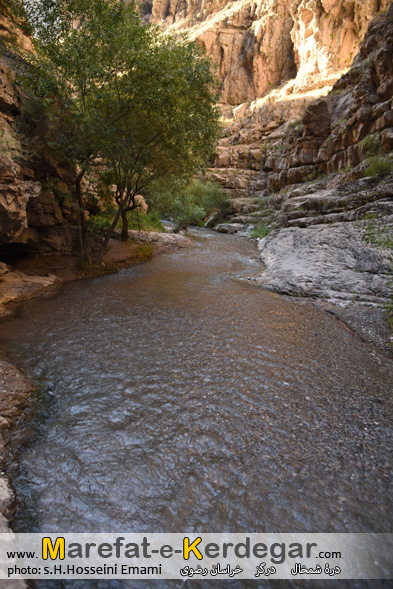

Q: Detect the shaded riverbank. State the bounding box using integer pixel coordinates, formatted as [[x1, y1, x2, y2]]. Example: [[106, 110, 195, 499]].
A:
[[0, 231, 192, 320]]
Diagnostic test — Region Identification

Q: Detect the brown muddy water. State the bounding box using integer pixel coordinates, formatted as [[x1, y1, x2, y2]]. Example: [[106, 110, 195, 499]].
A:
[[0, 229, 392, 589]]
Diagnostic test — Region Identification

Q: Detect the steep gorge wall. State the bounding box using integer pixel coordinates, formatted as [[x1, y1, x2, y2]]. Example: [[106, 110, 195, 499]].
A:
[[208, 2, 393, 211], [144, 0, 390, 107], [0, 5, 78, 256]]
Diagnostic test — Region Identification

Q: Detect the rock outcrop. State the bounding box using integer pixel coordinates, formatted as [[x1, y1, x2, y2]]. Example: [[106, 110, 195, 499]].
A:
[[0, 73, 77, 254], [255, 217, 392, 305], [207, 3, 393, 199], [262, 3, 393, 193]]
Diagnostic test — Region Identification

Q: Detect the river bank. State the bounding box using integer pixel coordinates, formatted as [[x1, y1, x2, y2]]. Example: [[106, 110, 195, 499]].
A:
[[253, 219, 393, 357], [0, 231, 192, 320]]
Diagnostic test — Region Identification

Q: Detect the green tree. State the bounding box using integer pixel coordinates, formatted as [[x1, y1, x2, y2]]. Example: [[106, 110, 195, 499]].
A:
[[97, 32, 220, 254], [146, 178, 230, 231], [13, 0, 220, 259]]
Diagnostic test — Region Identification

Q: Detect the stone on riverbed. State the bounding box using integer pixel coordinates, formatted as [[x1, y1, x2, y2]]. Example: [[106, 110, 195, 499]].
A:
[[215, 223, 242, 234], [127, 230, 192, 248]]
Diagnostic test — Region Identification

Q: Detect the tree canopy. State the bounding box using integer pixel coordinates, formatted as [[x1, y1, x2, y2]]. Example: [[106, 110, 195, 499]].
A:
[[13, 0, 220, 258]]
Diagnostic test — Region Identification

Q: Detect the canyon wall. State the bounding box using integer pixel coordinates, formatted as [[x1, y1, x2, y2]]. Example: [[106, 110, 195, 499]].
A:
[[207, 2, 393, 324], [0, 5, 78, 255], [207, 3, 393, 217], [144, 0, 391, 106], [144, 0, 393, 220]]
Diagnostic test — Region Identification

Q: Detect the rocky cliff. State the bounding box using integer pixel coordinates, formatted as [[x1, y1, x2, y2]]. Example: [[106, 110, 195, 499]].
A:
[[211, 2, 393, 347], [210, 3, 393, 234], [144, 0, 392, 210], [0, 4, 78, 257], [144, 0, 390, 106], [144, 0, 393, 346]]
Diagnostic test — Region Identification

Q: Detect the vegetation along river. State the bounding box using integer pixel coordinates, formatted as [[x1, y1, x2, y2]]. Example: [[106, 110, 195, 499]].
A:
[[0, 229, 392, 588]]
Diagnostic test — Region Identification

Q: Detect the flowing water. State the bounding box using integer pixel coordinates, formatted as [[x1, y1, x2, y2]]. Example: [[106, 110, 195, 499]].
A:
[[1, 229, 392, 587]]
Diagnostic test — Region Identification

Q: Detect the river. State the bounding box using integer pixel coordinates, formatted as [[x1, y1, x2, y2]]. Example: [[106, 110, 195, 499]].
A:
[[0, 229, 392, 588]]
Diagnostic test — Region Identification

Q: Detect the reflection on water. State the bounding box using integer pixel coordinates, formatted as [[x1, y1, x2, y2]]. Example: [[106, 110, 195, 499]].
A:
[[1, 229, 392, 588]]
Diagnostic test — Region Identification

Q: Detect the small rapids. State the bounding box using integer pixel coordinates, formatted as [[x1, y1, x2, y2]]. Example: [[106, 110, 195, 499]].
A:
[[1, 229, 392, 588]]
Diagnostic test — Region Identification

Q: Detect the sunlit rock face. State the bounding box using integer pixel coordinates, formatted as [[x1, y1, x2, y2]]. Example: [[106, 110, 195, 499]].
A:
[[142, 0, 391, 106], [144, 0, 297, 105], [260, 2, 393, 195], [290, 0, 390, 89], [143, 0, 393, 213]]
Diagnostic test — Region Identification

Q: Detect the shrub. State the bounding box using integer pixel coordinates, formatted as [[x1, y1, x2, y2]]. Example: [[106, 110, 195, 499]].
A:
[[149, 179, 230, 230], [365, 156, 393, 178], [360, 134, 382, 157], [250, 224, 271, 239], [172, 200, 206, 231], [87, 213, 113, 237], [137, 244, 154, 260], [87, 208, 164, 237], [127, 210, 164, 232], [187, 180, 230, 219]]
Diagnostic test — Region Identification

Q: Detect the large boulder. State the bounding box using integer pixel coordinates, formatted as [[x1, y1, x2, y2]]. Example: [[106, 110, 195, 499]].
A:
[[256, 220, 393, 305]]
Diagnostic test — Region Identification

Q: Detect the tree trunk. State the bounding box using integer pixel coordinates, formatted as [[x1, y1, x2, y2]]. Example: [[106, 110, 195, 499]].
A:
[[121, 209, 128, 242], [75, 170, 89, 260], [96, 203, 124, 262]]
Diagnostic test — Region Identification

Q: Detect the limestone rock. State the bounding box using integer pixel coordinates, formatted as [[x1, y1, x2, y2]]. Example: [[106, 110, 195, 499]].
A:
[[256, 220, 393, 305], [290, 0, 389, 84], [143, 0, 390, 107], [252, 3, 393, 195]]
